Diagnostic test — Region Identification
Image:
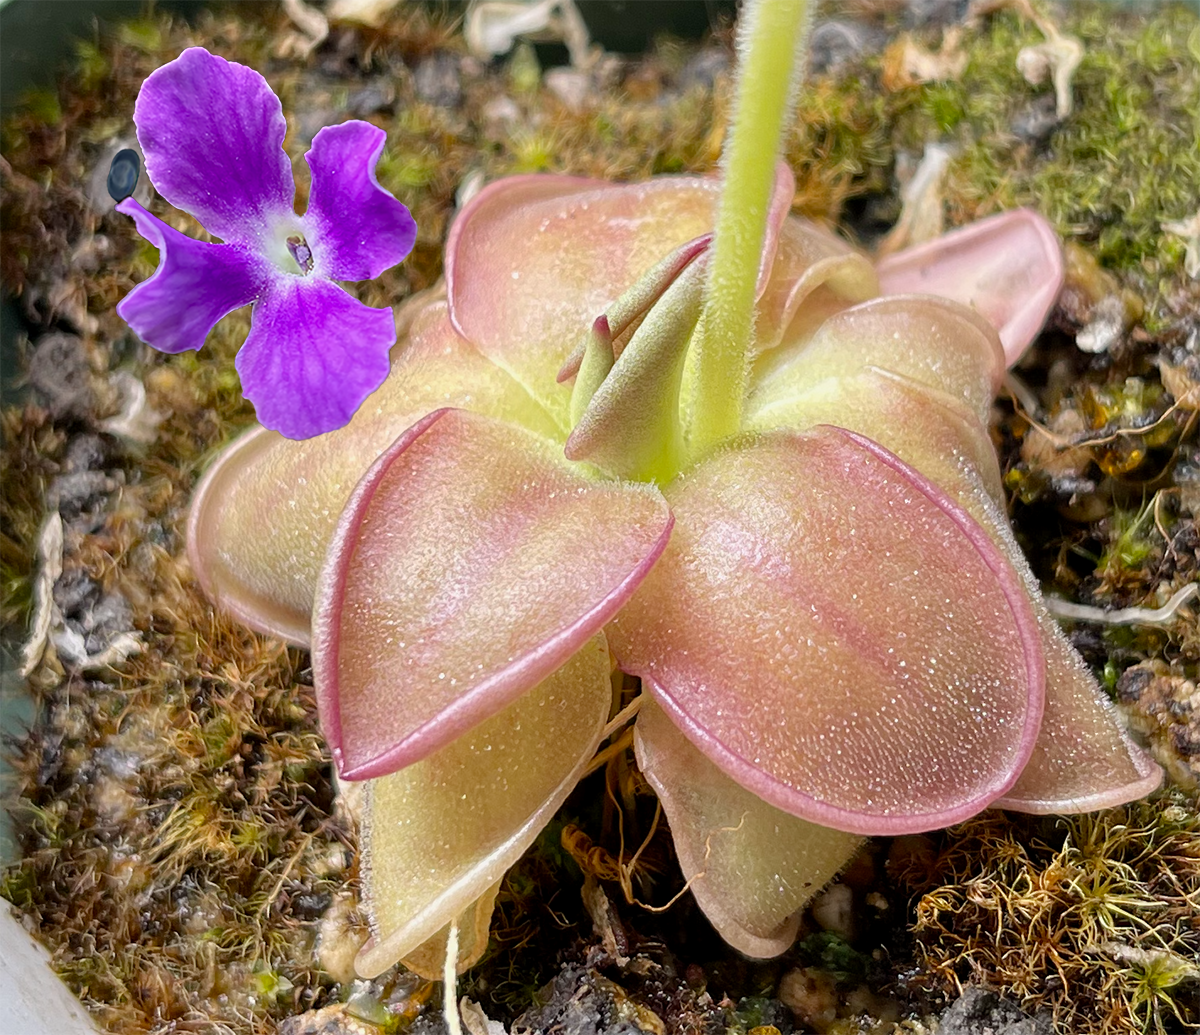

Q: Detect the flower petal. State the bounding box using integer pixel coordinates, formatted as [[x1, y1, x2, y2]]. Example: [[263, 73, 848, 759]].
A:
[[312, 407, 673, 780], [355, 633, 610, 978], [235, 276, 395, 439], [188, 293, 560, 645], [116, 198, 266, 353], [133, 47, 293, 244], [635, 699, 863, 958], [304, 121, 417, 281], [874, 209, 1064, 366], [607, 426, 1044, 836], [749, 368, 1162, 814]]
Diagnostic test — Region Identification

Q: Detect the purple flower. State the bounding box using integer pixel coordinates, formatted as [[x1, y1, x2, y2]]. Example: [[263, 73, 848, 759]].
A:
[[116, 47, 417, 439]]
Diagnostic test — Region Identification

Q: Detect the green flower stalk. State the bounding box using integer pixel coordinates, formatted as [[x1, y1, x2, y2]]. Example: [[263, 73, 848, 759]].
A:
[[690, 0, 811, 453]]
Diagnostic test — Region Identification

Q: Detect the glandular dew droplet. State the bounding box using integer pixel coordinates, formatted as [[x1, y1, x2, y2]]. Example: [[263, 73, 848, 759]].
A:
[[107, 148, 141, 202]]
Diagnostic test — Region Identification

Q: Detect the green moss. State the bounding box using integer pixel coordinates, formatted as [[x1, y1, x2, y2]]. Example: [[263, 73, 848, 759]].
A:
[[898, 7, 1200, 296], [116, 18, 164, 56]]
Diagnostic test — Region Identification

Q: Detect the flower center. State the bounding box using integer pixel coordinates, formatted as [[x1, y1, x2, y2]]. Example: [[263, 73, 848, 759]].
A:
[[287, 234, 314, 274]]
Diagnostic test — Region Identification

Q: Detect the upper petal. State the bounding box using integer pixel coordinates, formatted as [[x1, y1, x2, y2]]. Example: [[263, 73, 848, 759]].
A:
[[134, 47, 293, 244], [116, 198, 266, 353], [875, 209, 1064, 366], [187, 293, 561, 646], [304, 121, 417, 281], [234, 276, 395, 439], [607, 426, 1044, 836], [312, 407, 673, 779], [356, 633, 611, 979]]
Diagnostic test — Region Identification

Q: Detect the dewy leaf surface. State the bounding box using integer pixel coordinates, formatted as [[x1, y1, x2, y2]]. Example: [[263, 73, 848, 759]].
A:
[[608, 426, 1044, 835], [875, 209, 1064, 365], [756, 370, 1161, 812], [635, 699, 863, 958], [749, 295, 1005, 427], [313, 408, 672, 779], [355, 634, 610, 978], [445, 173, 724, 426], [751, 217, 878, 355], [187, 295, 558, 645]]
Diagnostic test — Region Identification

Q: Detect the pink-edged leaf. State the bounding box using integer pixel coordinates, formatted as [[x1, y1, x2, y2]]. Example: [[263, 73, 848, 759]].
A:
[[875, 209, 1064, 366], [557, 234, 712, 385], [188, 294, 560, 645], [753, 217, 878, 355], [746, 365, 1162, 816], [996, 612, 1162, 813], [635, 698, 863, 958], [607, 426, 1044, 836], [446, 174, 718, 424], [356, 633, 611, 978], [390, 882, 501, 982], [445, 165, 795, 426], [749, 294, 1006, 429], [313, 408, 673, 780], [745, 366, 1007, 507]]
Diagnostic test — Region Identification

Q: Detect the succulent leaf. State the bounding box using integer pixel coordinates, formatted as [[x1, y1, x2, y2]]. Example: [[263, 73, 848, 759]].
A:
[[635, 698, 863, 957], [356, 634, 611, 978], [312, 407, 672, 779], [607, 425, 1045, 835]]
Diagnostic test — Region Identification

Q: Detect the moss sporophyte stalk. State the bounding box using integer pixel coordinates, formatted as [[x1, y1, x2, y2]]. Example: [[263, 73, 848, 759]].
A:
[[102, 0, 1166, 992]]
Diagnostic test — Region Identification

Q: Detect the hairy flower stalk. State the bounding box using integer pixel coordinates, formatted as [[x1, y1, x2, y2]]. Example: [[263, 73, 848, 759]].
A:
[[171, 0, 1163, 982], [690, 0, 811, 454]]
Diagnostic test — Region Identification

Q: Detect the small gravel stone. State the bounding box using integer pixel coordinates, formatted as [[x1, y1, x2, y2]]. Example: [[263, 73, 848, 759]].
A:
[[64, 434, 108, 472], [346, 79, 396, 116], [677, 48, 728, 91], [809, 21, 884, 75], [28, 332, 96, 421], [545, 67, 591, 111], [811, 883, 855, 939], [414, 52, 462, 107], [905, 0, 970, 27], [47, 471, 119, 519], [1011, 94, 1061, 144], [936, 987, 1052, 1035]]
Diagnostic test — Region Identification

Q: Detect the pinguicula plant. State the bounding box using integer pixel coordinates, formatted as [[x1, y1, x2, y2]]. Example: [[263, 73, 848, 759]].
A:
[[117, 0, 1162, 982]]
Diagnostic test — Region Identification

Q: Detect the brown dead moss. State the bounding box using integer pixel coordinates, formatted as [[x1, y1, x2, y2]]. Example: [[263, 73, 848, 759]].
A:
[[899, 799, 1200, 1035]]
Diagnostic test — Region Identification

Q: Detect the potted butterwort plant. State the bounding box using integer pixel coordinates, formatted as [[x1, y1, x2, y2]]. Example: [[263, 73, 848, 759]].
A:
[[5, 1, 1198, 1032]]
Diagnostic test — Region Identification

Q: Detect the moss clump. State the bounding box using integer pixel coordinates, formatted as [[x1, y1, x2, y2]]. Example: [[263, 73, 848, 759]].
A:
[[902, 797, 1200, 1035]]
